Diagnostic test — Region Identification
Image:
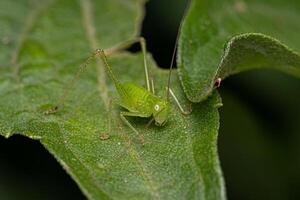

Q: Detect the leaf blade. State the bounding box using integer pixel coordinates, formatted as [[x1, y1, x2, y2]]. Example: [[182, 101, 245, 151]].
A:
[[178, 0, 300, 102], [0, 1, 226, 199]]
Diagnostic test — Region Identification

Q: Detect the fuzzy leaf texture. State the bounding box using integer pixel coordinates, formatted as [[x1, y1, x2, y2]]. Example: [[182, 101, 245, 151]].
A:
[[0, 0, 225, 200], [178, 0, 300, 102]]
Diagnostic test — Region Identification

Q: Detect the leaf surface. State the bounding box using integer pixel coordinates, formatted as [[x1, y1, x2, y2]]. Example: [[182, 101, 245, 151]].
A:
[[178, 0, 300, 102], [0, 0, 225, 199]]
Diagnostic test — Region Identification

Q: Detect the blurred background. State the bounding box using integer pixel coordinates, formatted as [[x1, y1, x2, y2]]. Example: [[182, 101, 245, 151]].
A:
[[1, 0, 300, 199]]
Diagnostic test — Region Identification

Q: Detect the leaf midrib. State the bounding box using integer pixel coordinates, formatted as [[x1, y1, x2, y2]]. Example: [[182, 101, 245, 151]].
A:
[[78, 1, 162, 198], [9, 0, 55, 114]]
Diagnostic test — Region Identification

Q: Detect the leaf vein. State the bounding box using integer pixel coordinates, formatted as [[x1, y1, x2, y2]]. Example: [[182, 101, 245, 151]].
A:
[[121, 133, 161, 200], [10, 0, 54, 83], [59, 130, 112, 200]]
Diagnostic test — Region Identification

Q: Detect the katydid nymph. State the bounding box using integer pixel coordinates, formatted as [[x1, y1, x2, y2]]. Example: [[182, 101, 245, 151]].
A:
[[46, 37, 191, 140], [99, 38, 191, 130]]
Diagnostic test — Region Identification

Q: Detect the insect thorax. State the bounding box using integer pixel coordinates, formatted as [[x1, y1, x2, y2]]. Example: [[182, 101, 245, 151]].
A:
[[121, 82, 167, 115]]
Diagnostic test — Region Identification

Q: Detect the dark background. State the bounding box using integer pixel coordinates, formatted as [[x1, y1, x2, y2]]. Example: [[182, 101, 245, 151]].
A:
[[1, 0, 300, 199]]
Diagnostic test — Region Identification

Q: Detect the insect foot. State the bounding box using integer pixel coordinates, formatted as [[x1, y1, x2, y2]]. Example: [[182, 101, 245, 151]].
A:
[[167, 87, 192, 115], [138, 134, 145, 146], [42, 106, 59, 115]]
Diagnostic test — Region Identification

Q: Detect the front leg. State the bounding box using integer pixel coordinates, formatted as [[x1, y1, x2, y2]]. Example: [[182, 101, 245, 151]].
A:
[[167, 87, 192, 115]]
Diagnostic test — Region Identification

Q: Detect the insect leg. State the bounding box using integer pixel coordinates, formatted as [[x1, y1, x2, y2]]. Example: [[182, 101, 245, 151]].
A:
[[146, 77, 155, 125], [150, 78, 155, 94], [167, 87, 192, 115], [105, 99, 113, 139], [100, 37, 151, 92], [43, 52, 98, 114], [138, 37, 151, 92]]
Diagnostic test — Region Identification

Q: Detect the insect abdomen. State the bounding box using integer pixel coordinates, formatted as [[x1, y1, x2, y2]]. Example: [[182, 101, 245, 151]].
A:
[[121, 82, 154, 113]]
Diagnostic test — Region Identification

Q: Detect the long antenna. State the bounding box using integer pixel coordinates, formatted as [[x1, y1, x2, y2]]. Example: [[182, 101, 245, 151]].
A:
[[166, 1, 191, 101]]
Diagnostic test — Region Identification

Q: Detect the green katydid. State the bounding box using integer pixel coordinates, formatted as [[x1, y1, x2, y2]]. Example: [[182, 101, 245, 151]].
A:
[[46, 36, 191, 138], [98, 38, 192, 132]]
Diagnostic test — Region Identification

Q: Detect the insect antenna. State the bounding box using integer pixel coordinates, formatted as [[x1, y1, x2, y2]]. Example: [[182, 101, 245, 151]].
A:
[[165, 30, 179, 102], [165, 1, 191, 102]]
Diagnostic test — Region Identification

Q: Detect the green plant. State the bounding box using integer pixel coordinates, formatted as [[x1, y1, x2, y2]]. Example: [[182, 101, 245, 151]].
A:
[[0, 0, 299, 199]]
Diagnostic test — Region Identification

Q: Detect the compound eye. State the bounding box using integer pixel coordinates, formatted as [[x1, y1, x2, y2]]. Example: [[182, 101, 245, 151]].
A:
[[154, 104, 160, 111]]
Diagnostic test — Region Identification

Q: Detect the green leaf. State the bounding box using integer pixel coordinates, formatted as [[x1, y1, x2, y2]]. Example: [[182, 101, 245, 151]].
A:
[[178, 0, 300, 102], [0, 0, 225, 199]]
